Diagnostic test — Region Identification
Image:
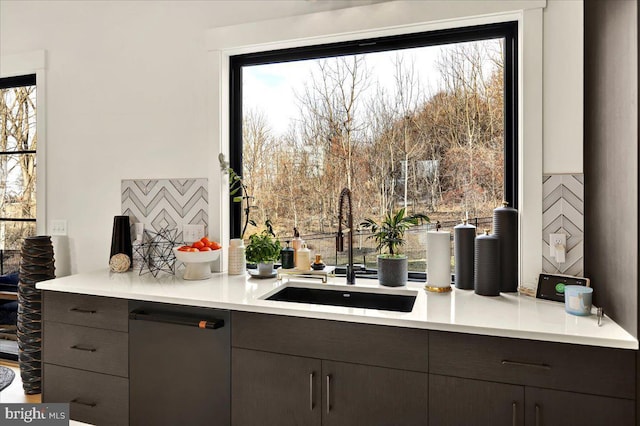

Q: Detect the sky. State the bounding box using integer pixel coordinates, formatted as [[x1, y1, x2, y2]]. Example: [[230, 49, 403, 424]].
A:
[[243, 39, 501, 137], [243, 45, 441, 136]]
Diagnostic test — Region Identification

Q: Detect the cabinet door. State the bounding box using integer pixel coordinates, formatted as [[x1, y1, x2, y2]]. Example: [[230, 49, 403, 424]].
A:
[[322, 360, 427, 426], [232, 348, 321, 426], [429, 375, 524, 426], [525, 387, 634, 426]]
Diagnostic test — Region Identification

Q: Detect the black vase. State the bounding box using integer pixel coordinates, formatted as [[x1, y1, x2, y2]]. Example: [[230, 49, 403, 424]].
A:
[[474, 231, 500, 296], [18, 235, 56, 394], [110, 215, 133, 268], [493, 202, 518, 292], [454, 220, 476, 290]]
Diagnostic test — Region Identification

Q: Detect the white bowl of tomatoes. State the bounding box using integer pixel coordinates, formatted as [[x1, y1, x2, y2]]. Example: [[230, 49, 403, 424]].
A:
[[174, 237, 222, 280]]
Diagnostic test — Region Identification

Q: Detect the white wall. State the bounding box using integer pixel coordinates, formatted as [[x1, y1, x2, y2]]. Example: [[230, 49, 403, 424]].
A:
[[0, 0, 583, 276]]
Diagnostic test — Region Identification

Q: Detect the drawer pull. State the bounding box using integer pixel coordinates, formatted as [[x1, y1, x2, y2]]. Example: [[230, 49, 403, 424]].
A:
[[535, 404, 541, 426], [309, 372, 314, 411], [129, 311, 224, 330], [326, 375, 331, 414], [512, 402, 517, 426], [71, 398, 97, 408], [69, 307, 97, 314], [501, 360, 551, 370], [70, 345, 97, 352]]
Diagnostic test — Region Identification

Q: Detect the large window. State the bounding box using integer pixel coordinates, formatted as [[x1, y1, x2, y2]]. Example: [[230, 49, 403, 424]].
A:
[[230, 22, 517, 276], [0, 74, 37, 274]]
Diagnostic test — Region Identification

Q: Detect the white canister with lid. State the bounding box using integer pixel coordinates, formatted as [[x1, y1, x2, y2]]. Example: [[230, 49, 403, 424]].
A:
[[228, 238, 246, 275]]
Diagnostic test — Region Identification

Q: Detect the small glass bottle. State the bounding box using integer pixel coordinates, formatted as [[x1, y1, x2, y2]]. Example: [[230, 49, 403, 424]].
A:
[[228, 238, 246, 275]]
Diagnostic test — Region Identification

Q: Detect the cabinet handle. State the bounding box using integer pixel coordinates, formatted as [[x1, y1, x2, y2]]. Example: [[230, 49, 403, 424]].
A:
[[69, 307, 97, 314], [309, 372, 314, 411], [71, 398, 96, 408], [535, 404, 540, 426], [512, 402, 517, 426], [326, 375, 331, 414], [501, 360, 551, 370], [70, 345, 97, 352], [129, 311, 224, 329]]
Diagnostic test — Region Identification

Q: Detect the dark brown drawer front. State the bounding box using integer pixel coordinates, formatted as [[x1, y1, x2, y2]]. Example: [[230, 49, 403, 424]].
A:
[[43, 364, 129, 426], [44, 291, 128, 331], [232, 311, 428, 372], [44, 321, 128, 377], [429, 331, 635, 399]]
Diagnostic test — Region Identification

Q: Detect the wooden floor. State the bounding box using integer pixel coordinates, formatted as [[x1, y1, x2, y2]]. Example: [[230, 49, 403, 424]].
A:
[[0, 360, 41, 403]]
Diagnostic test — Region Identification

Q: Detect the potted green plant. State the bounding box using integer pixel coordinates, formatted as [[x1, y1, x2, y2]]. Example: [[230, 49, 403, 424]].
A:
[[219, 153, 255, 239], [360, 208, 429, 287], [245, 220, 282, 276]]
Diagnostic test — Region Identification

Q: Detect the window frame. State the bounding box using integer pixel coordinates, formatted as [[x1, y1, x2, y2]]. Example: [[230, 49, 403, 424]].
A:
[[228, 21, 518, 240], [0, 74, 38, 243]]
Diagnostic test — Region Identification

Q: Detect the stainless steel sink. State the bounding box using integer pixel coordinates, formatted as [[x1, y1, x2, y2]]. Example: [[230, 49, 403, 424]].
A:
[[262, 283, 417, 312]]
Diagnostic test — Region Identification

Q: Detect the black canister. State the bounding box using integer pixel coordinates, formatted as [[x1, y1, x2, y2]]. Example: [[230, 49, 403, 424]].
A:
[[474, 230, 500, 296], [110, 215, 133, 268], [493, 201, 518, 292], [281, 241, 295, 269], [454, 219, 476, 289]]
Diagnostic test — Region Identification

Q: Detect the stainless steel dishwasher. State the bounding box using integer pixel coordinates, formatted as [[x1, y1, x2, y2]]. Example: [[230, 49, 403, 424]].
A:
[[129, 301, 230, 426]]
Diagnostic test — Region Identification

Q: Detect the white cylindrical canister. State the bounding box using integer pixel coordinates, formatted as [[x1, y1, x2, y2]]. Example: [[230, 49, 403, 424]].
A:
[[426, 230, 452, 292], [228, 238, 246, 275]]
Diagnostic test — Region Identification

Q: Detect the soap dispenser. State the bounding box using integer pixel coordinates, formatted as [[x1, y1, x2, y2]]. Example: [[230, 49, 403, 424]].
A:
[[281, 241, 295, 269], [292, 227, 303, 267], [297, 243, 311, 271]]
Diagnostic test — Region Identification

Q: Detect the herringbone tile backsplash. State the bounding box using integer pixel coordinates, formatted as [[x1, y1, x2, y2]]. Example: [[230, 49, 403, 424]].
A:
[[122, 178, 208, 242], [542, 174, 584, 276]]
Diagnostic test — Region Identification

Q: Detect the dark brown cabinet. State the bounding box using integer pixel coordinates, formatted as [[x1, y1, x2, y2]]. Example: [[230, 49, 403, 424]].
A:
[[41, 294, 636, 426], [429, 375, 636, 426], [429, 375, 524, 426], [231, 312, 429, 426], [232, 349, 428, 426], [429, 331, 636, 426], [322, 360, 427, 426], [42, 292, 130, 426], [524, 387, 635, 426], [232, 349, 322, 426]]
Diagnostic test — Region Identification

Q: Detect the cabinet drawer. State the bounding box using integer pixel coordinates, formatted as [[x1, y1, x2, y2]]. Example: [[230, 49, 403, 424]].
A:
[[43, 364, 129, 426], [44, 321, 128, 377], [44, 291, 128, 331], [232, 312, 428, 372], [429, 331, 635, 399]]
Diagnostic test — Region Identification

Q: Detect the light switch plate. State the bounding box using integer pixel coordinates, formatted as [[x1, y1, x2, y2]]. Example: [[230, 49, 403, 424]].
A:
[[183, 224, 205, 243], [51, 220, 67, 236]]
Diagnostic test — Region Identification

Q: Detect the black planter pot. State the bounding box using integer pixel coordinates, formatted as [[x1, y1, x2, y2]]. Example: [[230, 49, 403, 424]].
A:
[[377, 255, 408, 287], [18, 235, 56, 395]]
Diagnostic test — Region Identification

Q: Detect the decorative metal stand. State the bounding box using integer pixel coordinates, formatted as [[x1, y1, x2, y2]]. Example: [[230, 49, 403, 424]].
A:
[[18, 235, 55, 395], [133, 228, 177, 277]]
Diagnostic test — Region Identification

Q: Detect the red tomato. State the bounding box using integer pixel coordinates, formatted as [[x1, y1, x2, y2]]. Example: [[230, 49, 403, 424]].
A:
[[200, 237, 211, 246], [192, 241, 205, 249], [188, 247, 199, 252], [177, 246, 191, 251], [210, 241, 222, 250], [199, 246, 212, 252]]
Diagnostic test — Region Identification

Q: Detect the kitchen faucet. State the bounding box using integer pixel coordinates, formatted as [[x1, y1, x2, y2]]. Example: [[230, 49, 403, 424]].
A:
[[336, 187, 356, 285]]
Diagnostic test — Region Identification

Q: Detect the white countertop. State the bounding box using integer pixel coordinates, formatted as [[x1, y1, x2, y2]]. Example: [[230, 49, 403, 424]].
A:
[[36, 269, 638, 350]]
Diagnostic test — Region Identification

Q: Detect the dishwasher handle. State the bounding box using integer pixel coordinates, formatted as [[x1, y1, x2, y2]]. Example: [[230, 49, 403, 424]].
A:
[[129, 311, 225, 330]]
